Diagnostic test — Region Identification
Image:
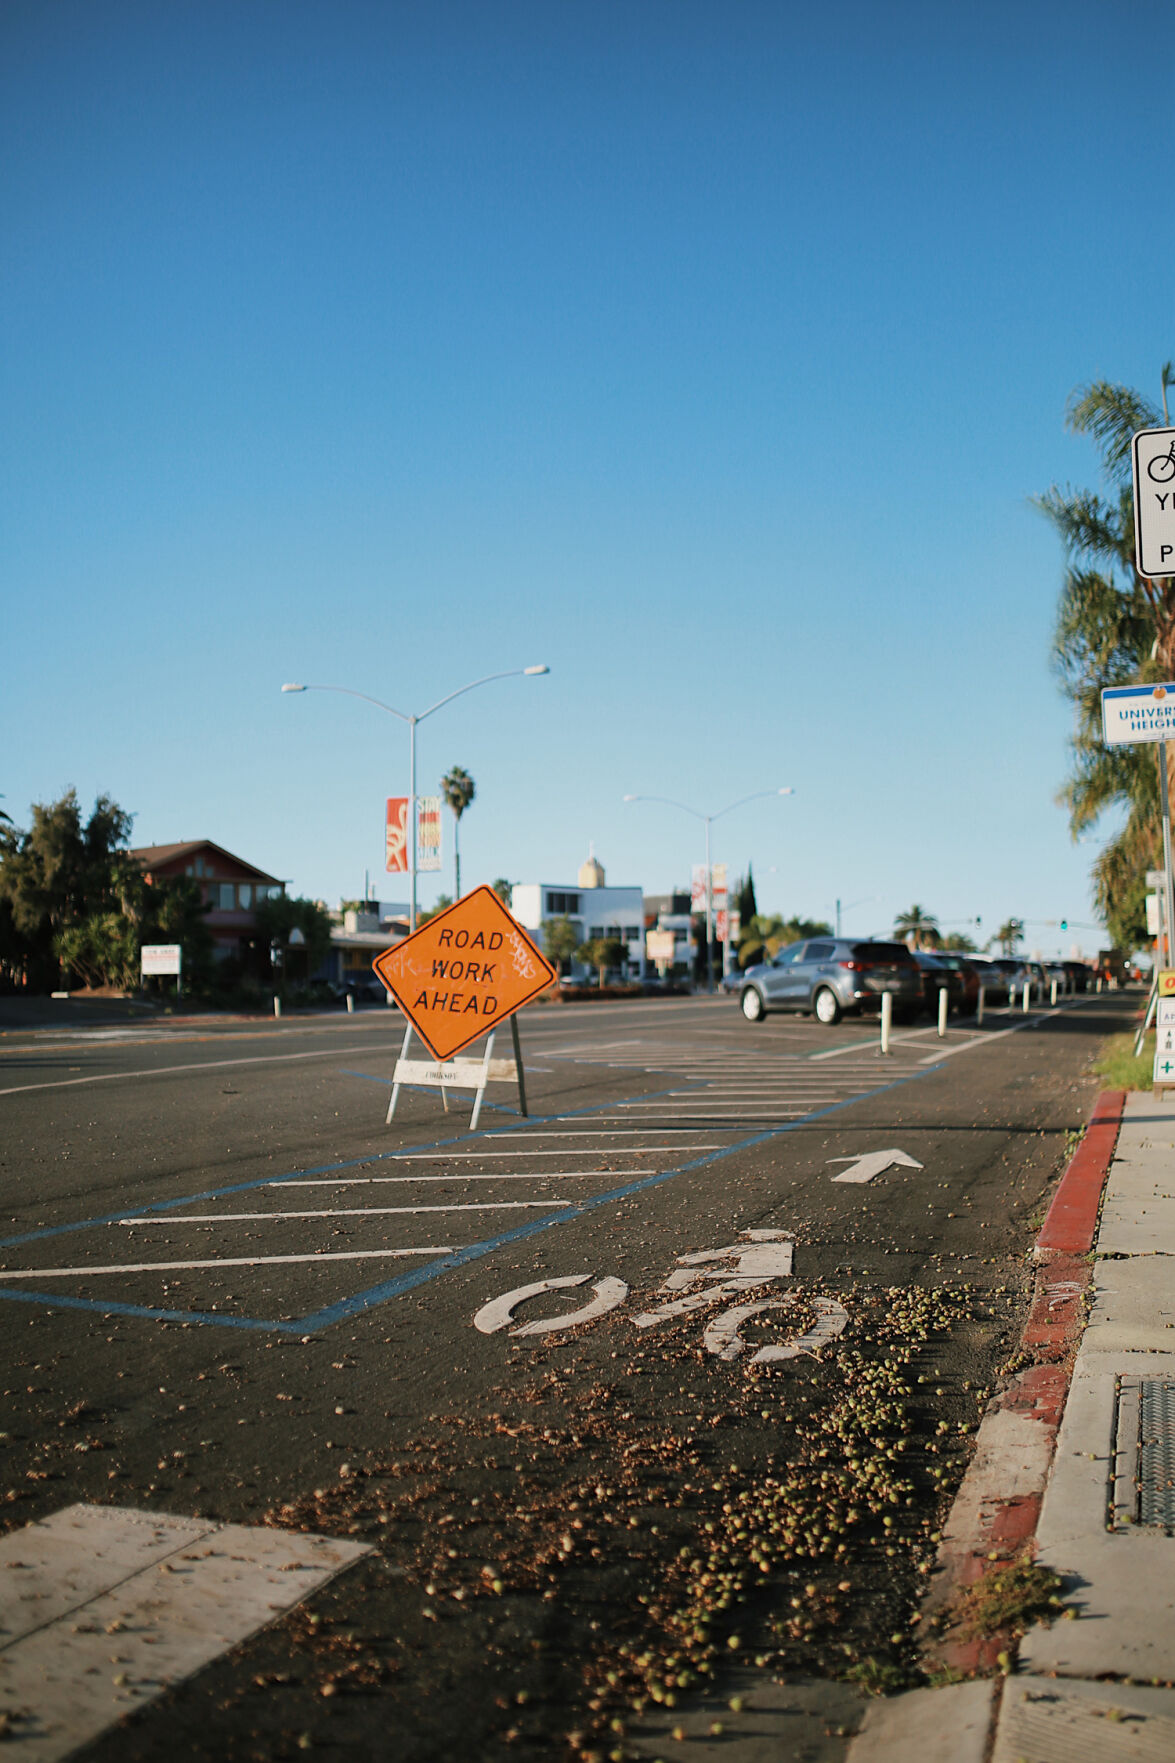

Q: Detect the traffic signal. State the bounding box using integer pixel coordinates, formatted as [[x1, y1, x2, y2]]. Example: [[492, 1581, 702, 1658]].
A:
[[1060, 919, 1068, 930]]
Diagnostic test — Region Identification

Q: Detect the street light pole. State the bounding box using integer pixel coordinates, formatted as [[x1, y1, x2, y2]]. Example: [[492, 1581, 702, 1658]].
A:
[[623, 787, 795, 995], [282, 666, 549, 932]]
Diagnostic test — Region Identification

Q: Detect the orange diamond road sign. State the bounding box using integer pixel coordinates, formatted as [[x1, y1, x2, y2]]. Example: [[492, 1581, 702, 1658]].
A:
[[372, 886, 557, 1061]]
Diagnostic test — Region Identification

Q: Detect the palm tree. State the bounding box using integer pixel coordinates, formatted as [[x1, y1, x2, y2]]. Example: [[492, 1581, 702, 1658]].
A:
[[440, 766, 476, 900], [894, 905, 938, 950], [1036, 364, 1175, 946]]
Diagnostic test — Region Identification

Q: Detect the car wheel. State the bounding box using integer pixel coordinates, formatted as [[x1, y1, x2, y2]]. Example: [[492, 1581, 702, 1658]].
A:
[[740, 987, 766, 1023], [813, 986, 842, 1026]]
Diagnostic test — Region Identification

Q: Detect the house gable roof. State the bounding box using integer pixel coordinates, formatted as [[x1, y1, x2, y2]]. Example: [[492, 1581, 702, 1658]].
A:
[[128, 841, 284, 886]]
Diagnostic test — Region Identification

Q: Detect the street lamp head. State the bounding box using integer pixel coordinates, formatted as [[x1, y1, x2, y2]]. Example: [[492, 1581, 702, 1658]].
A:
[[523, 664, 550, 675], [280, 683, 306, 693], [778, 786, 794, 795], [622, 794, 638, 802]]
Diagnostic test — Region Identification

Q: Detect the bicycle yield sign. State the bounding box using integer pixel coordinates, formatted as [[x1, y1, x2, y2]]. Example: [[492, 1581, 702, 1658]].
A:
[[372, 885, 556, 1060], [1132, 426, 1175, 578]]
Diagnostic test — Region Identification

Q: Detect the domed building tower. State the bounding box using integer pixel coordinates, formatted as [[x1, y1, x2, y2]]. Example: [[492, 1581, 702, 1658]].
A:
[[578, 844, 605, 889]]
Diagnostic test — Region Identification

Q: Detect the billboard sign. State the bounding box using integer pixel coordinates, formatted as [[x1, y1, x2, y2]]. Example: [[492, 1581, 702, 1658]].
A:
[[141, 944, 181, 976]]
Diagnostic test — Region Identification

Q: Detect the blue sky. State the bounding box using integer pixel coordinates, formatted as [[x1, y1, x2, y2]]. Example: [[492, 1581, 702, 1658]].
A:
[[3, 0, 1171, 958]]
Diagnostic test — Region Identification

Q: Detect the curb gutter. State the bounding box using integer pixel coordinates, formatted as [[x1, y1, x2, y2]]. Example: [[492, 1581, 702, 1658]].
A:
[[921, 1088, 1125, 1673]]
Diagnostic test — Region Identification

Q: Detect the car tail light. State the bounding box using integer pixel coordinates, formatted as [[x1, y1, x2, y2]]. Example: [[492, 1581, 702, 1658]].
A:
[[840, 959, 867, 972]]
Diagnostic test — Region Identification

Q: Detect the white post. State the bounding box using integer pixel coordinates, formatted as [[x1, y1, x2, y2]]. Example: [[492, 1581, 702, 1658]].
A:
[[346, 992, 355, 1014], [273, 995, 282, 1018], [976, 984, 985, 1026], [880, 990, 892, 1055], [1050, 978, 1058, 1006], [1097, 975, 1103, 993], [409, 715, 418, 934], [937, 986, 948, 1037], [1022, 981, 1031, 1012]]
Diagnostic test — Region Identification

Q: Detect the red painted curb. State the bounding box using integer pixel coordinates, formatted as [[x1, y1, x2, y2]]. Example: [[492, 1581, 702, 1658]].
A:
[[924, 1087, 1126, 1673], [1034, 1088, 1125, 1254]]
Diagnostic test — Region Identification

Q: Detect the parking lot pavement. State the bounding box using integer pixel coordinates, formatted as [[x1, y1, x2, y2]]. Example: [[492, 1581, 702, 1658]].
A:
[[0, 991, 1132, 1760]]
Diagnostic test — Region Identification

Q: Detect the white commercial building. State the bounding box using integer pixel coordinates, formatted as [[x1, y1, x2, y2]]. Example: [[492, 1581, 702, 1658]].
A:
[[511, 851, 645, 977]]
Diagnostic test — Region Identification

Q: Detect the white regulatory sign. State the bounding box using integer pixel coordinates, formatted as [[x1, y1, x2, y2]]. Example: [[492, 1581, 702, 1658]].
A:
[[140, 943, 181, 976], [1133, 427, 1175, 578], [1101, 683, 1175, 745]]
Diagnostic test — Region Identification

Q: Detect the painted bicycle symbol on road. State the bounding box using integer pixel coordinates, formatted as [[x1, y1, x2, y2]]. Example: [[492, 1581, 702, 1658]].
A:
[[473, 1229, 849, 1365]]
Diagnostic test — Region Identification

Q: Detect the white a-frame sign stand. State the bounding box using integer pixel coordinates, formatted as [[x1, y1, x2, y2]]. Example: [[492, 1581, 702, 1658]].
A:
[[387, 1013, 529, 1131]]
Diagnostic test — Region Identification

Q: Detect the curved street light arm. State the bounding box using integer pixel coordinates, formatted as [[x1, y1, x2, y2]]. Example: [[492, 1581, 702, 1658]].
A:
[[622, 794, 706, 822], [416, 667, 547, 724], [710, 787, 794, 824], [282, 682, 411, 723]]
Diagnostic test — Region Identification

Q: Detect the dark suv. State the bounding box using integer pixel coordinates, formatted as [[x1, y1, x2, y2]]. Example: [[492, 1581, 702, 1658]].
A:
[[738, 939, 923, 1026]]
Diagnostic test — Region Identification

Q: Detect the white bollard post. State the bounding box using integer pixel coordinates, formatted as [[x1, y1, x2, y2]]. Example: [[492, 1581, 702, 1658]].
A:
[[1022, 981, 1031, 1013], [1096, 975, 1103, 993], [937, 986, 948, 1037], [1051, 978, 1058, 1006], [385, 987, 394, 1007], [880, 990, 892, 1055], [976, 985, 985, 1027], [346, 992, 355, 1014], [273, 995, 282, 1018]]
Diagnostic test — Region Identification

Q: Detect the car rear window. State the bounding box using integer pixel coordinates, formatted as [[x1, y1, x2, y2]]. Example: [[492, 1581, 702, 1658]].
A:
[[852, 942, 913, 963]]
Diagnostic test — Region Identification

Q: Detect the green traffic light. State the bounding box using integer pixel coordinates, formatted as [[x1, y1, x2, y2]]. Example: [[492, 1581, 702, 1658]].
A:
[[1060, 920, 1067, 930]]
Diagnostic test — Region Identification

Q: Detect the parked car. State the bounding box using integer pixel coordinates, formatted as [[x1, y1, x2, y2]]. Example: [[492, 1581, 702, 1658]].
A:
[[340, 976, 391, 1005], [912, 951, 966, 1015], [922, 951, 981, 1012], [1062, 960, 1090, 993], [738, 938, 923, 1026], [961, 955, 1008, 1003]]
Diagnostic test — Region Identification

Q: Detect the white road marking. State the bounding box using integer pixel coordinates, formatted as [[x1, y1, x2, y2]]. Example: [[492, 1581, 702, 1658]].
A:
[[702, 1296, 849, 1363], [384, 1145, 725, 1157], [120, 1202, 563, 1223], [0, 1503, 367, 1763], [828, 1149, 925, 1184], [631, 1232, 796, 1328], [0, 1248, 455, 1279], [272, 1172, 615, 1184], [0, 1041, 399, 1098], [473, 1274, 629, 1337]]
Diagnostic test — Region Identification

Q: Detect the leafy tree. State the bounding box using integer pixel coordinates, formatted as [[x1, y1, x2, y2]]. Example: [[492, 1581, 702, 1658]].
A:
[[941, 931, 977, 952], [0, 790, 136, 989], [737, 913, 833, 966], [415, 893, 454, 927], [440, 766, 476, 900], [541, 915, 580, 975], [1037, 365, 1175, 946], [894, 905, 939, 949], [578, 935, 627, 987], [992, 917, 1024, 956], [253, 894, 333, 980]]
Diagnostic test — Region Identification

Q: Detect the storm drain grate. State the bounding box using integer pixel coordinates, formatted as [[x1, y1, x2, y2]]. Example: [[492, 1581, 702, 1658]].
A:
[[1112, 1377, 1175, 1530]]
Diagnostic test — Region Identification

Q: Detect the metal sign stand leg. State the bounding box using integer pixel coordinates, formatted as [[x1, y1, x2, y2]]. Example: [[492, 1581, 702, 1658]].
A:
[[469, 1032, 496, 1132], [510, 1014, 529, 1119], [386, 1023, 415, 1124]]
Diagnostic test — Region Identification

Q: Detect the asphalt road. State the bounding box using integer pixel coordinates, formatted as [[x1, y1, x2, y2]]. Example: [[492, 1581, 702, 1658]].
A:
[[0, 989, 1132, 1761]]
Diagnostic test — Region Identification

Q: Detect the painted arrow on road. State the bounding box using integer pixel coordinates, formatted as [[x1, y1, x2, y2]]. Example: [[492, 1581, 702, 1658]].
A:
[[827, 1149, 924, 1184]]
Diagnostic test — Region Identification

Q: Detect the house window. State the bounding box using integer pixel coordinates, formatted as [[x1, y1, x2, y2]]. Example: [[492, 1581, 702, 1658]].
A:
[[238, 884, 252, 908], [545, 891, 581, 915], [218, 883, 236, 910]]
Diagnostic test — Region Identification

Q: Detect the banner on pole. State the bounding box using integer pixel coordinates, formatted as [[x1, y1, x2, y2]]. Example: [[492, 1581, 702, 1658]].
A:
[[690, 864, 708, 911], [712, 862, 727, 907], [385, 798, 409, 873], [416, 796, 442, 872]]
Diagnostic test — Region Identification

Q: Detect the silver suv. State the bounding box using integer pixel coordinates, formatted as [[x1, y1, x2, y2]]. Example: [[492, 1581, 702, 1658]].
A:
[[738, 938, 923, 1026]]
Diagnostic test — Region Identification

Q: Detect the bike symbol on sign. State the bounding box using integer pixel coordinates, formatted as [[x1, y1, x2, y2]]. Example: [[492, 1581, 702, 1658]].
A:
[[1148, 441, 1175, 484]]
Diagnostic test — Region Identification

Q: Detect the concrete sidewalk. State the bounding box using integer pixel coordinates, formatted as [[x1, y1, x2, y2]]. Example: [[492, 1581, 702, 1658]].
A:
[[852, 1089, 1175, 1761]]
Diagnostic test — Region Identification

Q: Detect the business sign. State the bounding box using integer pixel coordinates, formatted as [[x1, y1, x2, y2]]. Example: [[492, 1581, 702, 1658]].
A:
[[417, 796, 442, 873], [646, 929, 676, 963], [140, 943, 181, 976], [372, 885, 556, 1060], [1158, 969, 1175, 997], [1133, 427, 1175, 578], [1101, 684, 1175, 745], [386, 797, 409, 873], [1158, 996, 1175, 1026]]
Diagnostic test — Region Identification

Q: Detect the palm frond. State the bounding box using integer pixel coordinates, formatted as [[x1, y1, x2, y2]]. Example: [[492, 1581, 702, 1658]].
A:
[[1066, 380, 1160, 485]]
